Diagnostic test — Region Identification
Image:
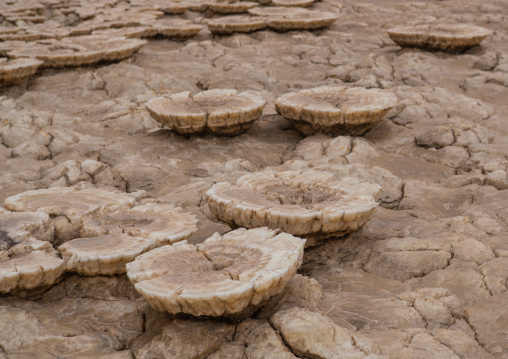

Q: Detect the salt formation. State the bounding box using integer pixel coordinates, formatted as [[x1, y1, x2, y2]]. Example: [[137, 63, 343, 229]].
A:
[[7, 35, 147, 68], [4, 187, 141, 245], [271, 0, 315, 7], [59, 233, 155, 276], [248, 7, 338, 31], [152, 19, 203, 39], [387, 24, 492, 51], [206, 170, 381, 246], [80, 203, 198, 245], [0, 208, 63, 294], [0, 251, 64, 293], [207, 16, 266, 35], [275, 86, 398, 136], [209, 1, 258, 14], [146, 89, 266, 136], [0, 58, 43, 85], [127, 228, 305, 316]]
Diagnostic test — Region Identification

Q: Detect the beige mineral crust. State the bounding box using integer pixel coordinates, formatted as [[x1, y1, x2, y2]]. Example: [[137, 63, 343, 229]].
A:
[[146, 89, 266, 136], [387, 24, 492, 52], [7, 35, 147, 68], [0, 251, 64, 293], [152, 19, 203, 39], [59, 233, 155, 275], [209, 1, 258, 14], [126, 227, 305, 317], [271, 0, 315, 7], [275, 86, 398, 136], [80, 203, 198, 245], [0, 208, 54, 255], [206, 170, 381, 246], [3, 187, 141, 244], [0, 58, 43, 86], [248, 7, 338, 31], [207, 16, 266, 35], [92, 26, 157, 38]]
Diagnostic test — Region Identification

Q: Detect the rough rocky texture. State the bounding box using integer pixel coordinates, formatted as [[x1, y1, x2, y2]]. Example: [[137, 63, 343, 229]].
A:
[[146, 89, 266, 136], [207, 169, 380, 246], [127, 228, 305, 317], [275, 86, 398, 136], [1, 0, 508, 357]]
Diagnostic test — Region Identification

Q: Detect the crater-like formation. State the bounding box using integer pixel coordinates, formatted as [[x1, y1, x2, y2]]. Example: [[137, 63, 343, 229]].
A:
[[146, 89, 266, 136], [275, 86, 398, 136], [206, 170, 381, 246], [387, 24, 492, 51], [126, 227, 305, 317]]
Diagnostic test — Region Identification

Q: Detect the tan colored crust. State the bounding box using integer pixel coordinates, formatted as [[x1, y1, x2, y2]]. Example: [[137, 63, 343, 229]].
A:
[[0, 58, 43, 86], [206, 170, 381, 246], [127, 228, 305, 316], [146, 89, 266, 136], [387, 24, 492, 51], [249, 7, 338, 31], [0, 251, 64, 293], [7, 36, 146, 68], [275, 86, 398, 136], [208, 16, 266, 35]]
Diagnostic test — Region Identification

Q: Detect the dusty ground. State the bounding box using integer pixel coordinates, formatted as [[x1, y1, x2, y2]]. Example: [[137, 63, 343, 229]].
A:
[[1, 0, 508, 358]]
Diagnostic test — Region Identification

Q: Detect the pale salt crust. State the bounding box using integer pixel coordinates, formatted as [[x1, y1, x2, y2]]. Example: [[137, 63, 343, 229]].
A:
[[7, 35, 147, 68], [248, 7, 338, 31], [275, 86, 398, 136], [127, 227, 305, 317], [387, 24, 492, 51], [146, 89, 266, 136], [206, 170, 381, 246]]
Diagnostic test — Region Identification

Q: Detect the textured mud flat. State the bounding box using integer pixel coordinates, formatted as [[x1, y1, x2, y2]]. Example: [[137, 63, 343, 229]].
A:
[[1, 0, 508, 358]]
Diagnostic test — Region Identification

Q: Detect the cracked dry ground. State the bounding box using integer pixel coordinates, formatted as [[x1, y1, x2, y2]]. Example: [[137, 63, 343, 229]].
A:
[[1, 0, 508, 358]]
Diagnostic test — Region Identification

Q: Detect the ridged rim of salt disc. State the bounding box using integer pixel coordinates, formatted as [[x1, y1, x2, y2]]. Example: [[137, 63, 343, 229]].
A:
[[209, 1, 258, 14], [271, 0, 316, 7], [0, 58, 43, 84], [387, 24, 492, 50], [58, 233, 156, 276], [207, 15, 267, 34], [0, 251, 64, 293], [80, 203, 198, 245], [126, 227, 305, 317], [275, 86, 398, 133], [152, 20, 204, 38], [145, 89, 266, 135], [248, 7, 338, 30], [205, 170, 381, 240], [7, 35, 147, 67]]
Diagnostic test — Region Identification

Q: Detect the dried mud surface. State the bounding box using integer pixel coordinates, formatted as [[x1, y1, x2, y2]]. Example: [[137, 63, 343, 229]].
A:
[[1, 0, 508, 358]]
